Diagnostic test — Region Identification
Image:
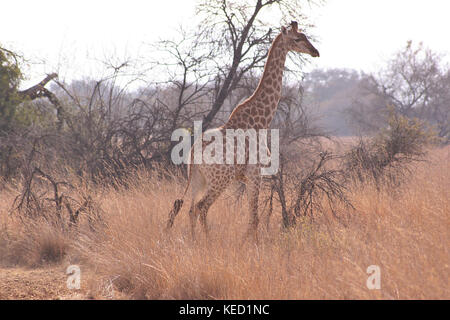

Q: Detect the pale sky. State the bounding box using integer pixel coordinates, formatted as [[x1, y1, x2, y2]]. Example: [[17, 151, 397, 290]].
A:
[[1, 0, 449, 88]]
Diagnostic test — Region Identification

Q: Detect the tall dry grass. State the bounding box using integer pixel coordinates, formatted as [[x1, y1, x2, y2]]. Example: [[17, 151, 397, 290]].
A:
[[0, 147, 449, 299], [0, 197, 70, 267], [77, 147, 449, 299]]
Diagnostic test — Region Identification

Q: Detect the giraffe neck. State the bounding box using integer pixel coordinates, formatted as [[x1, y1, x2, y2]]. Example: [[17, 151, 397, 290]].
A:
[[224, 33, 288, 129]]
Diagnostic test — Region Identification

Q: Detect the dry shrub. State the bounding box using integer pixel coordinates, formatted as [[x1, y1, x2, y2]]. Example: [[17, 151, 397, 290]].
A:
[[0, 173, 103, 267], [345, 111, 436, 187], [0, 215, 69, 267]]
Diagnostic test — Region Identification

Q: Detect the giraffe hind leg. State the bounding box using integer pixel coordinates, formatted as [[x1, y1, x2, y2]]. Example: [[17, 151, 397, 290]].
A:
[[243, 169, 261, 243], [166, 167, 206, 231], [190, 186, 224, 239], [166, 199, 184, 230], [188, 202, 198, 239]]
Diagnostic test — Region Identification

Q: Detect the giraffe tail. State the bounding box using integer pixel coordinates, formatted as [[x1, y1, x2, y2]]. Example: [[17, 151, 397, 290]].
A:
[[165, 161, 193, 230]]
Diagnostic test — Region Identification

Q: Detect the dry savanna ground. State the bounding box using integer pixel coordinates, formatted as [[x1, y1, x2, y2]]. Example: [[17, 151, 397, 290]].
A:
[[0, 146, 449, 299]]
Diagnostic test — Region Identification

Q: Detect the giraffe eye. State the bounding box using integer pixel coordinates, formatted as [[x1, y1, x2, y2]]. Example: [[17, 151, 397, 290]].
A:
[[294, 38, 302, 42]]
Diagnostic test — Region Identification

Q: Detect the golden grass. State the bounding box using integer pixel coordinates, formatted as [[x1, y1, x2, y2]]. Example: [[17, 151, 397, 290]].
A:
[[0, 147, 449, 299]]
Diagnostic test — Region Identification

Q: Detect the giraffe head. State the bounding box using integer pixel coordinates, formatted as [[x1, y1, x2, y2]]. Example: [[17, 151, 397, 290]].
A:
[[281, 21, 320, 57]]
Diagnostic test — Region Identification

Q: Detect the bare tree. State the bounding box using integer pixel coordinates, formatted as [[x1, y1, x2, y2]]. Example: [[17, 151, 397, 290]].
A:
[[195, 0, 320, 130], [349, 41, 450, 142], [149, 28, 218, 159], [261, 83, 351, 229], [2, 1, 324, 187]]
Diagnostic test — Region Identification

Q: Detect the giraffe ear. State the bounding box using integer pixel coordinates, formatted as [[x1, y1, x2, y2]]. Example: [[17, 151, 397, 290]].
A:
[[290, 21, 298, 32], [281, 26, 288, 35]]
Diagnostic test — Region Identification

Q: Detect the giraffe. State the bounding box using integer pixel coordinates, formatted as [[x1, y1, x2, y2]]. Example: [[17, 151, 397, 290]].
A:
[[166, 21, 319, 240]]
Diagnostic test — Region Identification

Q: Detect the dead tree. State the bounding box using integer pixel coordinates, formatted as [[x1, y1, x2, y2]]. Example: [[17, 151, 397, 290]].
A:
[[18, 73, 67, 131], [195, 0, 320, 130]]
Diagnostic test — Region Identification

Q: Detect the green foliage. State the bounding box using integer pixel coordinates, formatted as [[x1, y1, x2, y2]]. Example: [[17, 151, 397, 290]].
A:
[[0, 46, 24, 133], [346, 107, 436, 186], [375, 107, 437, 160]]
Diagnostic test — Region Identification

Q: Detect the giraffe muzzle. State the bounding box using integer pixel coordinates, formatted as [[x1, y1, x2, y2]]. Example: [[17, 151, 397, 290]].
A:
[[311, 48, 320, 57]]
